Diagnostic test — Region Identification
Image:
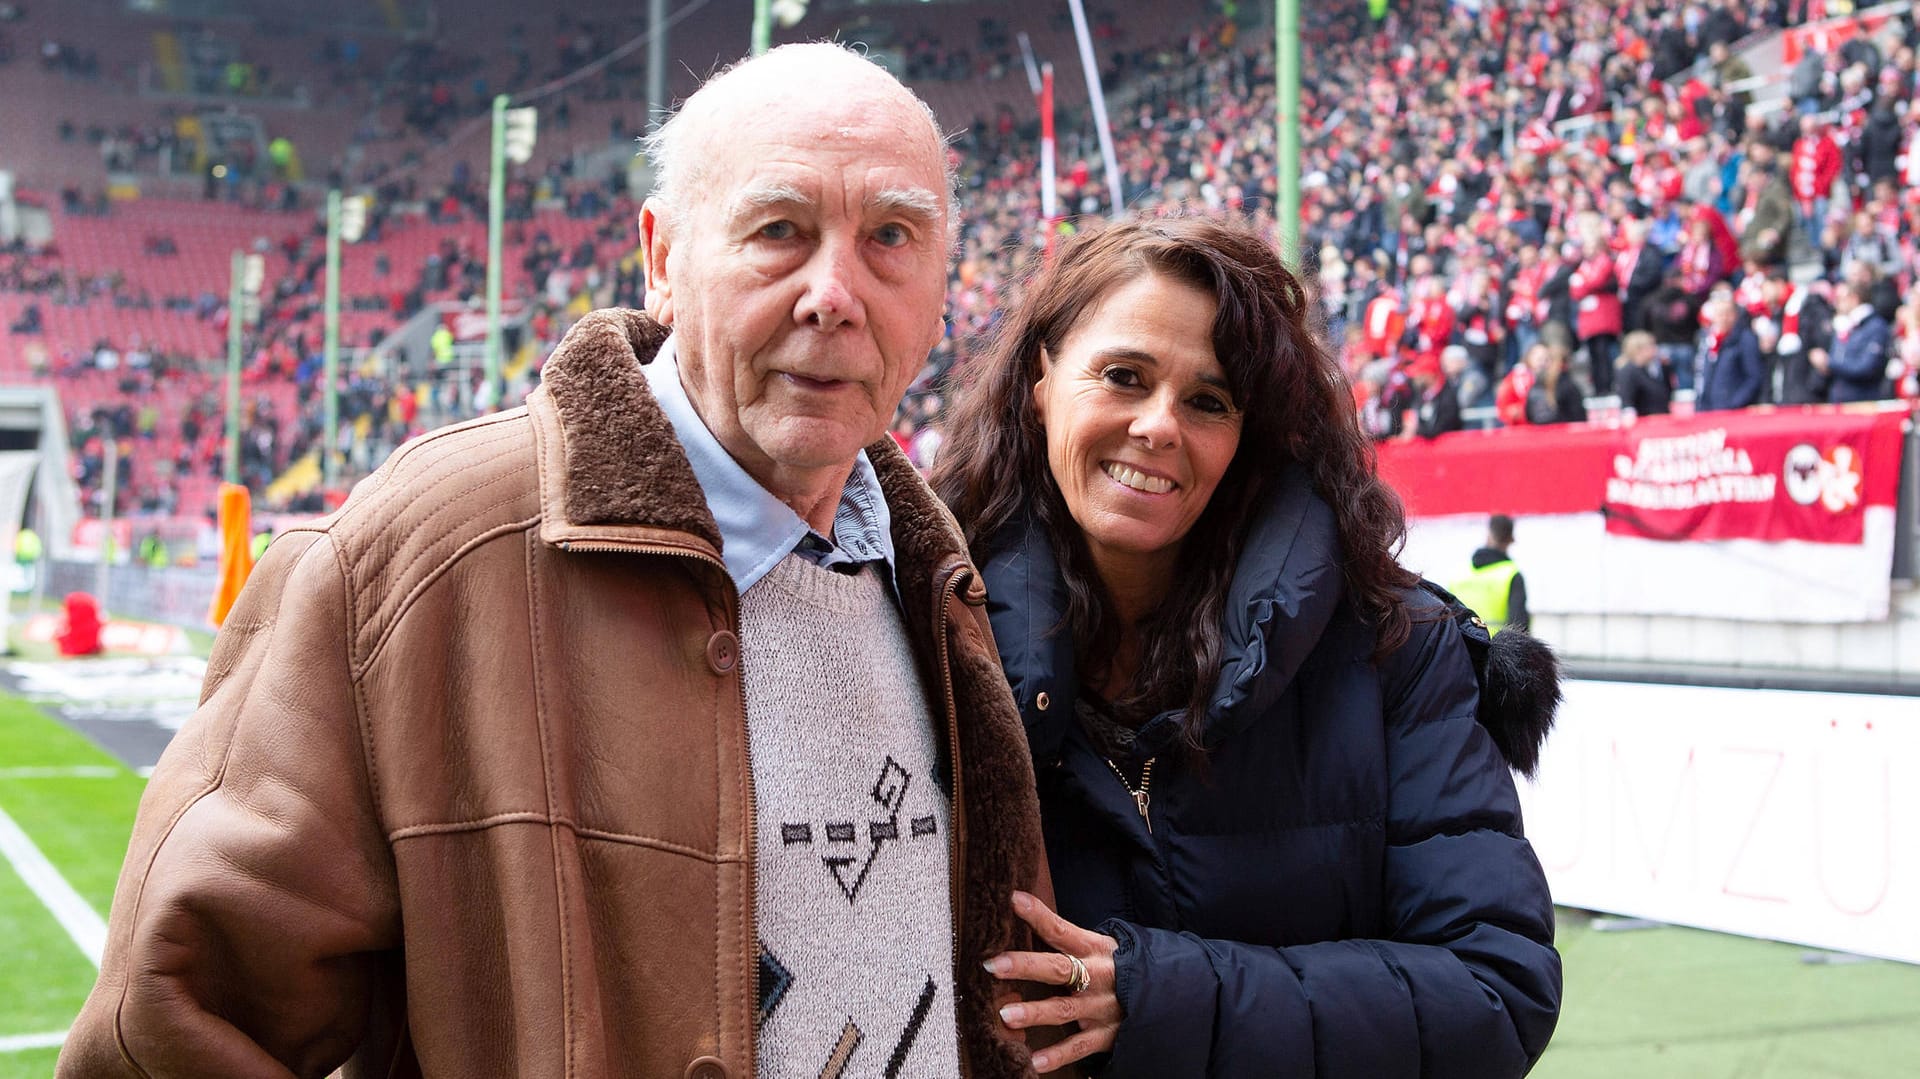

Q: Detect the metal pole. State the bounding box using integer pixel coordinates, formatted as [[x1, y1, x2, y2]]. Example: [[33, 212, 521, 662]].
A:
[[324, 189, 342, 488], [96, 435, 117, 610], [648, 0, 668, 122], [1277, 0, 1300, 268], [224, 250, 242, 484], [1041, 64, 1057, 222], [1064, 0, 1124, 218], [486, 94, 507, 411], [752, 0, 771, 56]]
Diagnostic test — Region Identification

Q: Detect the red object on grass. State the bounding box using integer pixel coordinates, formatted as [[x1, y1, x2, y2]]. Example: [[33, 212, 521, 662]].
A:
[[55, 592, 103, 656]]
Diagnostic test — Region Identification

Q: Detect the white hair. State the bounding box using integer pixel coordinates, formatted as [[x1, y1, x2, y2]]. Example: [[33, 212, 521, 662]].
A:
[[640, 42, 958, 229]]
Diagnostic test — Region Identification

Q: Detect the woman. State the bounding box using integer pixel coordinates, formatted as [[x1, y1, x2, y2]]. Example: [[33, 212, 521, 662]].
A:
[[1525, 341, 1589, 425], [933, 219, 1561, 1077]]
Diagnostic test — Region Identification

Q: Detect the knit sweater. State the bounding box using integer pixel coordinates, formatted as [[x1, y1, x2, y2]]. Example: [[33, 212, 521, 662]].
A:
[[740, 552, 960, 1079]]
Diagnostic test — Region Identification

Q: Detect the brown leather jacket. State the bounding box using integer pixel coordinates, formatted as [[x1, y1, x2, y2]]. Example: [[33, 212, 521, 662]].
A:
[[60, 310, 1051, 1079]]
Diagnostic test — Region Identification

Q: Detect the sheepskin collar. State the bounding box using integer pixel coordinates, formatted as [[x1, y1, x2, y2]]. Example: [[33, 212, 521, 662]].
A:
[[529, 308, 970, 582], [531, 308, 720, 550]]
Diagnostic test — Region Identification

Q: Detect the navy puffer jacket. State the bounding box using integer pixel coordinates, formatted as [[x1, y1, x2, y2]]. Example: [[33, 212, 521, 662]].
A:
[[979, 471, 1562, 1078]]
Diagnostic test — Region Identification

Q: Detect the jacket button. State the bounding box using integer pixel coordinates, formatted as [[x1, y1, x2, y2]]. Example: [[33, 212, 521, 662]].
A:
[[684, 1058, 730, 1079], [706, 631, 738, 674], [1035, 691, 1051, 712]]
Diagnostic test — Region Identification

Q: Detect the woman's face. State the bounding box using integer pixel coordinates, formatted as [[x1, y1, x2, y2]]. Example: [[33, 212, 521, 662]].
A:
[[1032, 272, 1243, 572]]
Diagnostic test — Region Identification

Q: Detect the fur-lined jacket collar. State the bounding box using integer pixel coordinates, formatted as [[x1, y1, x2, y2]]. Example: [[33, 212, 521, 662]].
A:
[[527, 307, 977, 599]]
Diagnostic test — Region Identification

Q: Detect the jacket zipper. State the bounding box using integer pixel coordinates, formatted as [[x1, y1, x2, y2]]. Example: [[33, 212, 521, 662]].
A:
[[934, 567, 970, 1079], [561, 538, 756, 1078], [1103, 756, 1154, 834]]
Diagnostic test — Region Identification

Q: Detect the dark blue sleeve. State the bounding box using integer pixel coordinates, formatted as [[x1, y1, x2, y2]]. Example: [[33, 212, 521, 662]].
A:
[[1732, 334, 1767, 407], [1096, 619, 1561, 1079], [1830, 320, 1889, 381]]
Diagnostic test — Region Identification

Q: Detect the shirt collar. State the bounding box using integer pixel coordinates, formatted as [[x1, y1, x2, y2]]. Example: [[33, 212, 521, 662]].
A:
[[642, 336, 894, 593]]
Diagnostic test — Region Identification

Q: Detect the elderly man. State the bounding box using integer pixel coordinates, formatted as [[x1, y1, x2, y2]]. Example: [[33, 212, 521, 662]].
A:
[[60, 45, 1049, 1079]]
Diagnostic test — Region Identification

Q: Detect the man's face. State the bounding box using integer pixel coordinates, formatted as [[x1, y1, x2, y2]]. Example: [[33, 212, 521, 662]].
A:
[[641, 78, 950, 489], [1710, 297, 1736, 331]]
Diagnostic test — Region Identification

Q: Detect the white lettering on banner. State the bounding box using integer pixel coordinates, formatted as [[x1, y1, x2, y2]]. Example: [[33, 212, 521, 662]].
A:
[[1606, 428, 1778, 510], [1604, 474, 1776, 510], [1518, 680, 1917, 963]]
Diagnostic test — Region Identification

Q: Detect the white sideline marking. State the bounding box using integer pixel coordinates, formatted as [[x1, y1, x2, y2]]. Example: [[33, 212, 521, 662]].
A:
[[0, 804, 104, 967], [0, 766, 122, 779], [0, 1029, 67, 1053]]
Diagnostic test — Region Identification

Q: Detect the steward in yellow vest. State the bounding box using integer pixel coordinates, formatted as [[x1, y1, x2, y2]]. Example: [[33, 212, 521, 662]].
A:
[[1449, 514, 1529, 634]]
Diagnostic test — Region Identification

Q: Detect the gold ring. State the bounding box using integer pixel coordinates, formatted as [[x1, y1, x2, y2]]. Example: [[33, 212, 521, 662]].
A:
[[1065, 954, 1090, 995]]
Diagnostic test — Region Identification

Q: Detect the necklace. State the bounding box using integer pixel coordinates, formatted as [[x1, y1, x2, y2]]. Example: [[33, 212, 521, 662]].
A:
[[1104, 756, 1155, 834]]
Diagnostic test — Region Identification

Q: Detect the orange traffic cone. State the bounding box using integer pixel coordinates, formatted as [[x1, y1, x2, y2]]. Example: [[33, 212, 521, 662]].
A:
[[207, 482, 254, 627]]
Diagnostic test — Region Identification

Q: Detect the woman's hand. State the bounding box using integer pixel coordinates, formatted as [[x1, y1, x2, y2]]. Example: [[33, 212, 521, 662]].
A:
[[983, 890, 1122, 1074]]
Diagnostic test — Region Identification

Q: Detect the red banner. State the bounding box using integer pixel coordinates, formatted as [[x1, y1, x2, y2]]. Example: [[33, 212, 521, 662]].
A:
[[1376, 405, 1909, 545], [1601, 410, 1902, 543], [71, 517, 135, 558], [446, 302, 525, 343], [1782, 5, 1897, 64]]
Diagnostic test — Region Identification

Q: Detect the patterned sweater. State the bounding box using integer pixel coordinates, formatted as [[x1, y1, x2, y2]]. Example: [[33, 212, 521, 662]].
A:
[[739, 553, 960, 1078]]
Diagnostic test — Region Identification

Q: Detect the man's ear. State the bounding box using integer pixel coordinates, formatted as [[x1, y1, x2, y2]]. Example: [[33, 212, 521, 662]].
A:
[[639, 200, 674, 325]]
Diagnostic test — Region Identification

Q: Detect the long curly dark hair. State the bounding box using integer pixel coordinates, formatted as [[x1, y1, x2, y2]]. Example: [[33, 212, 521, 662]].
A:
[[933, 217, 1417, 750]]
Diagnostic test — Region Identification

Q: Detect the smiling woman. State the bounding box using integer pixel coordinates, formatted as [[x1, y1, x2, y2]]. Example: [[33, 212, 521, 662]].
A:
[[1030, 273, 1243, 622], [932, 217, 1563, 1077]]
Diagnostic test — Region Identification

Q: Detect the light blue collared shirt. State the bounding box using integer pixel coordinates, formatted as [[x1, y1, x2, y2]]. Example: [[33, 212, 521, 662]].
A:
[[642, 336, 896, 595]]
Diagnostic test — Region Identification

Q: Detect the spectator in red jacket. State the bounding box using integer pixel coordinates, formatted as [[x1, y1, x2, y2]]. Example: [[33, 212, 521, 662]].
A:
[[1676, 206, 1738, 298], [1569, 231, 1623, 396], [1407, 274, 1455, 370], [1497, 344, 1545, 428], [1364, 288, 1406, 361], [1791, 114, 1842, 253]]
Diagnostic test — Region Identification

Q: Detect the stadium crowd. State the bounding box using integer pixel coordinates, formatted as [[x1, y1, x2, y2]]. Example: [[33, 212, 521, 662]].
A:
[[7, 0, 1920, 537], [939, 0, 1920, 455]]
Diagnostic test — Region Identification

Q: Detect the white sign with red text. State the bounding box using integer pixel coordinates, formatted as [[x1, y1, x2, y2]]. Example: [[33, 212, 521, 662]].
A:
[[1519, 680, 1918, 964]]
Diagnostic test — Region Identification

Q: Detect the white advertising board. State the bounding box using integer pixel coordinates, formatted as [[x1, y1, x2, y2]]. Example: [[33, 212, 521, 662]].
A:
[[1518, 680, 1918, 963]]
